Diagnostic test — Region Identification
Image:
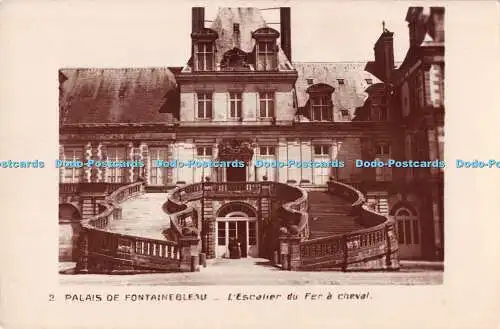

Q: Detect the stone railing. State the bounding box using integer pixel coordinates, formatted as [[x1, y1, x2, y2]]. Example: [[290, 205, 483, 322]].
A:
[[274, 183, 309, 240], [59, 182, 125, 196], [76, 181, 182, 274], [282, 180, 399, 271]]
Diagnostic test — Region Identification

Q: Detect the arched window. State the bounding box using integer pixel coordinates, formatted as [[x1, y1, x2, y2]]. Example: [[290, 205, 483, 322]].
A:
[[306, 83, 335, 121], [252, 28, 279, 71]]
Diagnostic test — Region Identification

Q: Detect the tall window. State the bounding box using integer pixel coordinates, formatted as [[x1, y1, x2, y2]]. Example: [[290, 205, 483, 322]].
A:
[[62, 147, 83, 183], [395, 208, 420, 251], [195, 43, 214, 71], [106, 147, 126, 183], [195, 146, 213, 182], [375, 143, 391, 182], [149, 147, 169, 186], [310, 95, 331, 121], [313, 145, 330, 185], [249, 221, 257, 245], [259, 92, 274, 118], [197, 92, 212, 119], [257, 41, 276, 71], [257, 146, 276, 181], [229, 92, 242, 118], [217, 222, 226, 246]]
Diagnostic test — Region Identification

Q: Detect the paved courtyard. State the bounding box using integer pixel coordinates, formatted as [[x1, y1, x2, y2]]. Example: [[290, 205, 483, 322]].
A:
[[60, 258, 443, 285]]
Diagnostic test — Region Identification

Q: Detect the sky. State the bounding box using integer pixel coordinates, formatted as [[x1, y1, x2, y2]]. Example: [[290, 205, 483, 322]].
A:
[[155, 2, 411, 66]]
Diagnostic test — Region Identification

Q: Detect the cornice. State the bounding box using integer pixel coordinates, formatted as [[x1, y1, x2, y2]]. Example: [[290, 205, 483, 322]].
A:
[[175, 70, 298, 83]]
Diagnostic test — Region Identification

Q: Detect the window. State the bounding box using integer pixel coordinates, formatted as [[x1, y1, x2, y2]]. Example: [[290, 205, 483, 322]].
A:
[[340, 109, 350, 120], [259, 92, 274, 118], [106, 147, 126, 183], [62, 147, 83, 183], [259, 146, 275, 156], [375, 143, 390, 157], [217, 222, 226, 246], [337, 79, 345, 85], [310, 95, 331, 121], [395, 208, 420, 245], [365, 78, 373, 85], [149, 147, 169, 186], [228, 222, 237, 241], [249, 221, 256, 245], [257, 145, 277, 181], [195, 42, 214, 71], [375, 143, 391, 182], [313, 145, 330, 185], [306, 78, 314, 85], [314, 145, 329, 156], [197, 92, 212, 119], [229, 92, 242, 118], [196, 147, 212, 157], [257, 41, 276, 71]]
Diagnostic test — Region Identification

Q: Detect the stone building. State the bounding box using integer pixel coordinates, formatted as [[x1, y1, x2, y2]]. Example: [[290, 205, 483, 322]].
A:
[[59, 6, 444, 262]]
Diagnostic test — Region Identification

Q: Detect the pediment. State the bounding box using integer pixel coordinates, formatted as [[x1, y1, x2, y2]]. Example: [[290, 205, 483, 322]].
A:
[[252, 27, 280, 39], [220, 48, 252, 71]]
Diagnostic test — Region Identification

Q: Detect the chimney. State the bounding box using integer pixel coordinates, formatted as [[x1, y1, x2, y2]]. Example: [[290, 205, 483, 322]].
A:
[[373, 29, 395, 82], [192, 7, 205, 34], [280, 7, 292, 62], [430, 7, 445, 42]]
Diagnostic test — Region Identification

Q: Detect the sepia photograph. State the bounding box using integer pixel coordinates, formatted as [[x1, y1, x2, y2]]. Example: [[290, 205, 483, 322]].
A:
[[56, 5, 445, 286]]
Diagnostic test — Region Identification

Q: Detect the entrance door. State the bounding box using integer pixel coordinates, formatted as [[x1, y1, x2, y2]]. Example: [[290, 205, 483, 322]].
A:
[[215, 218, 258, 258], [237, 221, 247, 257], [394, 208, 422, 259], [226, 166, 246, 182]]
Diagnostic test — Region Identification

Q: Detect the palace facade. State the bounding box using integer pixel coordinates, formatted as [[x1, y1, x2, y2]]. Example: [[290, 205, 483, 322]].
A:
[[59, 6, 444, 262]]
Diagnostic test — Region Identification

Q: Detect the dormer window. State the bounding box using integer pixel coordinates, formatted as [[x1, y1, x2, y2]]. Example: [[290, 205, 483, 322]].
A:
[[195, 43, 214, 71], [306, 83, 335, 122], [340, 109, 350, 120], [191, 28, 218, 72], [365, 79, 373, 85], [252, 27, 280, 71]]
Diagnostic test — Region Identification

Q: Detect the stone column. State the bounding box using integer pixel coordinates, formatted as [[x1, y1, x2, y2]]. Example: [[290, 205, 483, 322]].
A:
[[127, 142, 135, 183], [90, 143, 100, 183], [140, 142, 149, 183], [83, 142, 93, 183], [277, 138, 288, 183], [100, 144, 109, 183], [179, 236, 200, 272], [288, 235, 301, 271], [95, 143, 104, 182]]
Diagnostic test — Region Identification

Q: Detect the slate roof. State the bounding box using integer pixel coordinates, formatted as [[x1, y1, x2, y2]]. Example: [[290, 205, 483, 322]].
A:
[[59, 68, 177, 125], [293, 62, 382, 117]]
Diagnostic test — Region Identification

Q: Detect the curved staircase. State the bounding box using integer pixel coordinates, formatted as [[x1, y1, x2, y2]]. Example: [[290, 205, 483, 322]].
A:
[[307, 191, 367, 239], [69, 180, 399, 274]]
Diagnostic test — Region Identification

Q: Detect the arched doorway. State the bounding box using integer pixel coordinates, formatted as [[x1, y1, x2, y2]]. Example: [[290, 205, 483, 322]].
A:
[[392, 206, 421, 259], [59, 203, 82, 262], [215, 203, 258, 258]]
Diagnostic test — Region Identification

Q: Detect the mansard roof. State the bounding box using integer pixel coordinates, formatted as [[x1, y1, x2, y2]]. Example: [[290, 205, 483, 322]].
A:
[[59, 68, 177, 125], [293, 62, 382, 116]]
